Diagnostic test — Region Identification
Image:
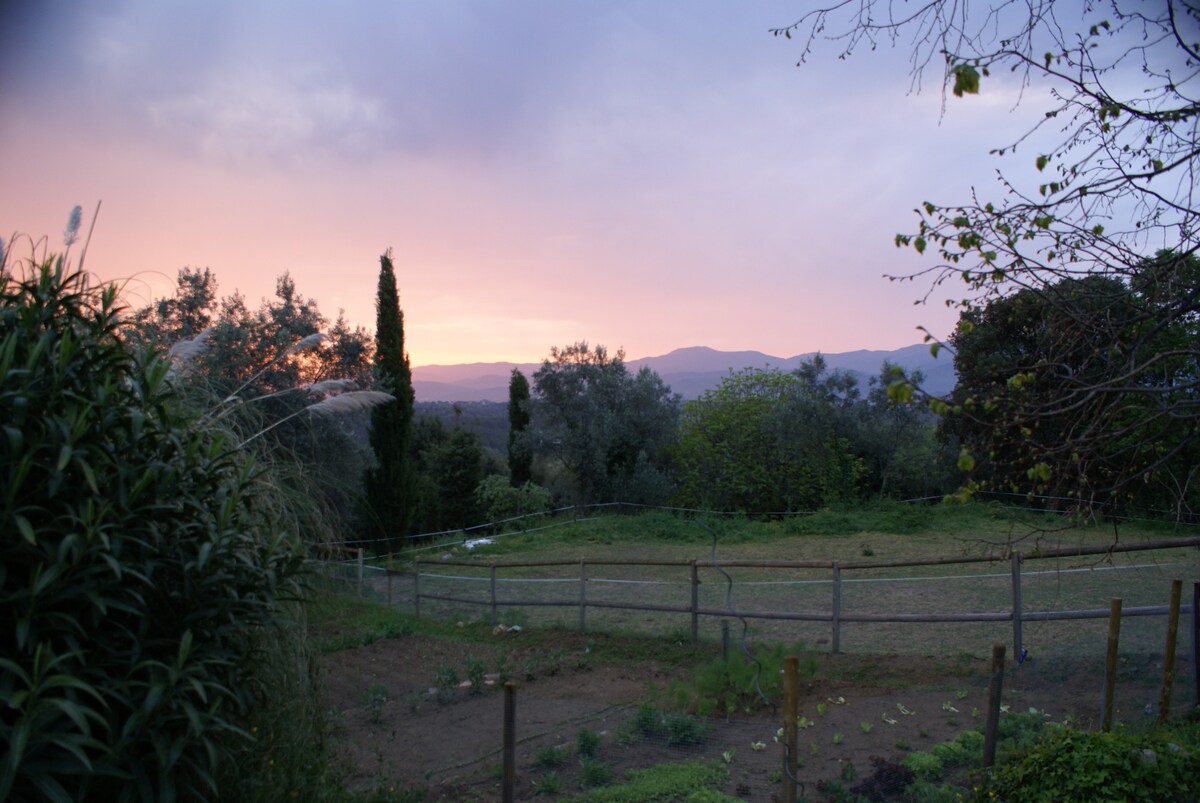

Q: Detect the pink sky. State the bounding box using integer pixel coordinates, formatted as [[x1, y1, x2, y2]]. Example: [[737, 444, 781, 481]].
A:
[[1, 2, 1049, 366]]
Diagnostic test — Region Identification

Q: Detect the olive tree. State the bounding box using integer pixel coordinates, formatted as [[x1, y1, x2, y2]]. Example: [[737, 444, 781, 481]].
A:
[[531, 342, 680, 506]]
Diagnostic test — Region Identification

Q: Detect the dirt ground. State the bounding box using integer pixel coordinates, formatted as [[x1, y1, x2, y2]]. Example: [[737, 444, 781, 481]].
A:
[[317, 625, 1132, 802]]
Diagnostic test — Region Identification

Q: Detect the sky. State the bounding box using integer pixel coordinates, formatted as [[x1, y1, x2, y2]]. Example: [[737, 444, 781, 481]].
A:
[[0, 1, 1050, 366]]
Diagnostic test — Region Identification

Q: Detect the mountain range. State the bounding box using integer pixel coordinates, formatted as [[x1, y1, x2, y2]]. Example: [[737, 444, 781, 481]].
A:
[[411, 344, 956, 403]]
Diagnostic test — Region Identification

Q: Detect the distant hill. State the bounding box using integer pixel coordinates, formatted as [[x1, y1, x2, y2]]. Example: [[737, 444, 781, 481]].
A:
[[411, 345, 955, 402]]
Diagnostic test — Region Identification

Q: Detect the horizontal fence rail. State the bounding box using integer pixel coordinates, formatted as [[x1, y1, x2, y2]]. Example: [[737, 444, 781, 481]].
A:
[[375, 537, 1200, 658]]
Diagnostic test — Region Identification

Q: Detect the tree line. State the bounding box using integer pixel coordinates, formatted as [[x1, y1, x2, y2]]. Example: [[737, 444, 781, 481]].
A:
[[129, 250, 1199, 553]]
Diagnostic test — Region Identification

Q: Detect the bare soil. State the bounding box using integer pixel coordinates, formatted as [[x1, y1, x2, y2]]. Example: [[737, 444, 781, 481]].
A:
[[318, 626, 1116, 801]]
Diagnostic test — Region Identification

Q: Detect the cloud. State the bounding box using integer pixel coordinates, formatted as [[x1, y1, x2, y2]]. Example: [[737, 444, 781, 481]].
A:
[[146, 66, 393, 166]]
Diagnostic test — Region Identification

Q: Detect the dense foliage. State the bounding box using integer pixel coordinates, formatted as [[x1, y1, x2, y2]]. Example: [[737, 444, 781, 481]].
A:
[[0, 259, 305, 801], [674, 357, 945, 513], [943, 258, 1200, 515], [130, 266, 376, 539], [532, 342, 680, 506], [978, 720, 1200, 803]]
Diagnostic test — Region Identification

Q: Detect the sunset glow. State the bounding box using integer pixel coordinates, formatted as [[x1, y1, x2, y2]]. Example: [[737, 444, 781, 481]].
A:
[[0, 2, 1045, 366]]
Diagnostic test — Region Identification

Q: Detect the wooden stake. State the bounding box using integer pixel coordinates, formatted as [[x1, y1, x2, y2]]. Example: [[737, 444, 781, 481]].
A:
[[982, 643, 1006, 768], [783, 656, 799, 803], [1158, 580, 1183, 723], [690, 561, 699, 644], [1011, 552, 1023, 662], [1103, 597, 1123, 731], [502, 682, 515, 803], [832, 563, 842, 654]]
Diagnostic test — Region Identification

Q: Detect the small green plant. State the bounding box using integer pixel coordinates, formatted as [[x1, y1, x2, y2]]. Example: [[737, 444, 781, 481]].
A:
[[434, 664, 458, 704], [578, 756, 612, 789], [535, 745, 568, 769], [576, 726, 601, 758], [955, 688, 968, 700], [522, 655, 541, 681], [840, 761, 857, 782], [860, 721, 874, 733], [465, 654, 487, 695], [546, 648, 567, 676], [532, 771, 564, 796], [662, 713, 712, 746], [495, 653, 512, 684], [894, 738, 911, 751], [832, 732, 844, 745], [902, 751, 944, 782], [860, 543, 874, 556], [768, 769, 782, 783], [364, 683, 389, 724]]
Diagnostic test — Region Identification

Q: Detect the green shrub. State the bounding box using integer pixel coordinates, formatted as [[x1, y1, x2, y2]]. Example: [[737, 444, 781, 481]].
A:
[[535, 745, 568, 769], [577, 756, 612, 789], [577, 726, 601, 758], [531, 771, 564, 796], [902, 750, 945, 781], [979, 724, 1200, 802], [0, 259, 305, 800], [688, 642, 813, 716]]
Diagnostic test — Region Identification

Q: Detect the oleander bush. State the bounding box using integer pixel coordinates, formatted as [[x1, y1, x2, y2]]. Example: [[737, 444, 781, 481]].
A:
[[0, 258, 306, 801]]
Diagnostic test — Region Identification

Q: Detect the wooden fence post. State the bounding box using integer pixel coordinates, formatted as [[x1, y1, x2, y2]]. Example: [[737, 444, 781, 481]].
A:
[[413, 557, 421, 618], [1158, 579, 1183, 723], [357, 548, 364, 598], [1103, 597, 1123, 731], [1011, 552, 1023, 663], [1191, 581, 1199, 709], [490, 564, 498, 625], [831, 563, 842, 654], [579, 559, 587, 633], [690, 561, 699, 644], [386, 552, 394, 608], [982, 643, 1006, 768], [502, 682, 516, 803], [783, 656, 799, 803]]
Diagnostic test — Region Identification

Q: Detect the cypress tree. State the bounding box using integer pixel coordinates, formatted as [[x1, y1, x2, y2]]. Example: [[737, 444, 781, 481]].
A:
[[507, 367, 532, 486], [364, 250, 415, 550]]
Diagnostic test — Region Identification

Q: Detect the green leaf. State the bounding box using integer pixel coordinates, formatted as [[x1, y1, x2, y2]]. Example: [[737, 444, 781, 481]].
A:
[[1036, 154, 1050, 171], [886, 380, 914, 404], [956, 448, 976, 472], [950, 64, 980, 97], [914, 236, 926, 254], [15, 514, 36, 545]]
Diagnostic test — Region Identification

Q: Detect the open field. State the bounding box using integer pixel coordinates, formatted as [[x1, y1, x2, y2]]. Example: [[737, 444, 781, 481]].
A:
[[326, 504, 1199, 660]]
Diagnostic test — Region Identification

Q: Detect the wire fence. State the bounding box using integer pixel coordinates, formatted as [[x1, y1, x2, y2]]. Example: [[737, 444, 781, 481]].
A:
[[316, 509, 1199, 799]]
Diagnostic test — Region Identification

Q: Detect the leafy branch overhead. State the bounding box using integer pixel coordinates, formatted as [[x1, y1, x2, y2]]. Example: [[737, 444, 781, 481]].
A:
[[776, 1, 1200, 503]]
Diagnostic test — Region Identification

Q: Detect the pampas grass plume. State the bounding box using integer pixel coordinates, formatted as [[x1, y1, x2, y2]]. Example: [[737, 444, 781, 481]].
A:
[[305, 379, 357, 395], [168, 327, 214, 366], [286, 333, 326, 355], [307, 390, 394, 415], [63, 205, 82, 247]]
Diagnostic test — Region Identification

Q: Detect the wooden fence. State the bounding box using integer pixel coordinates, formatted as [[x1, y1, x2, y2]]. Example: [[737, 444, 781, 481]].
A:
[[393, 537, 1200, 659]]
